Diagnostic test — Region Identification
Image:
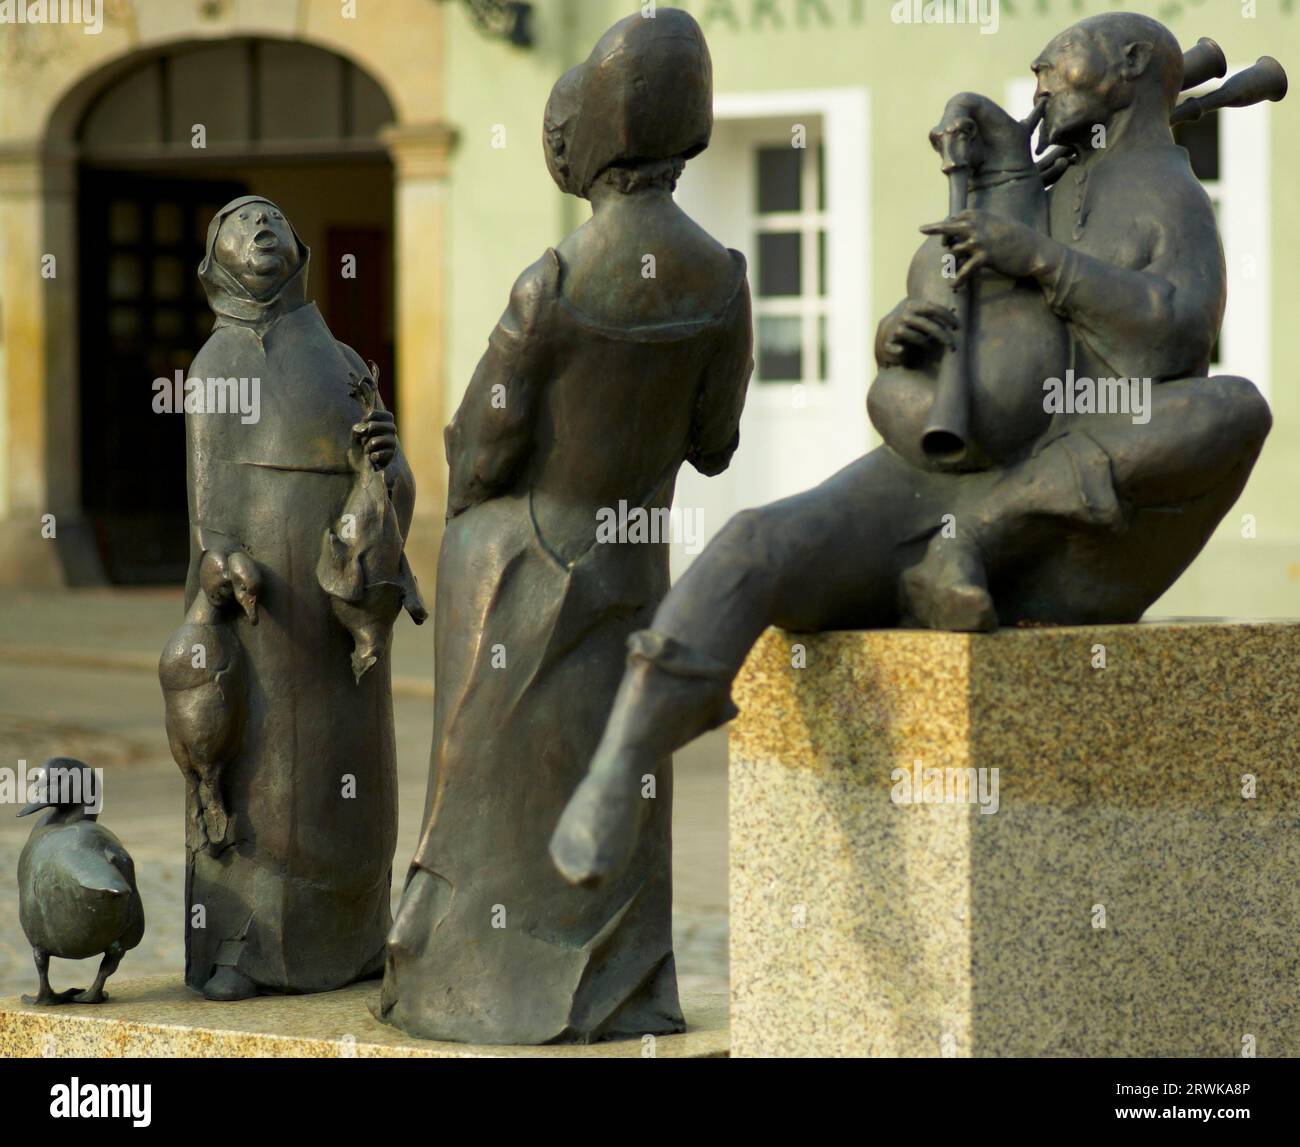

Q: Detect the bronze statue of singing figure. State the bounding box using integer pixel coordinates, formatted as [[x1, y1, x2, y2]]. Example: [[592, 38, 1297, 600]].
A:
[[163, 196, 423, 1001], [378, 10, 752, 1044], [551, 14, 1282, 885]]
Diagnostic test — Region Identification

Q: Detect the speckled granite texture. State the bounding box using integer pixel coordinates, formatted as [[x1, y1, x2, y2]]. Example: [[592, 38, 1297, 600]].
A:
[[0, 976, 728, 1058], [730, 621, 1300, 1058]]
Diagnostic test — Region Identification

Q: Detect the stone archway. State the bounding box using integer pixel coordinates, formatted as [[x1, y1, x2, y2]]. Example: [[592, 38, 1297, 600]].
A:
[[0, 18, 451, 589], [75, 38, 400, 582]]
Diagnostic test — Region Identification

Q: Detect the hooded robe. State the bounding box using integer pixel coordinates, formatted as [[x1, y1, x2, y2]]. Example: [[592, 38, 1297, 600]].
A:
[[181, 196, 415, 994]]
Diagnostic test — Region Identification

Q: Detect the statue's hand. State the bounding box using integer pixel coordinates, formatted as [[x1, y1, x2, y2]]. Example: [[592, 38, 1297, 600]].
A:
[[876, 298, 959, 367], [353, 409, 398, 471], [920, 209, 1050, 290], [932, 92, 1034, 168]]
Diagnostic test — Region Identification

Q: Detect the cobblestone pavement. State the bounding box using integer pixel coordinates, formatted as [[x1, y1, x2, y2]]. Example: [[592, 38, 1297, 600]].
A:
[[0, 590, 728, 1003]]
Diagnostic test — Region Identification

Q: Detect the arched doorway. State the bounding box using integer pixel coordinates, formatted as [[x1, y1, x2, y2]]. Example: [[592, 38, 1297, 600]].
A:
[[74, 38, 397, 583]]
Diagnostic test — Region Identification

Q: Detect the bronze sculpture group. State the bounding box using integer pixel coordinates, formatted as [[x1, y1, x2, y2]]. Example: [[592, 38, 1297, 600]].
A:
[[16, 8, 1287, 1046]]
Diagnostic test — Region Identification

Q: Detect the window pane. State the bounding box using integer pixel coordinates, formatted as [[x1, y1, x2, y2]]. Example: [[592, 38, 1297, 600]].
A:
[[168, 42, 251, 146], [817, 229, 827, 298], [153, 203, 184, 246], [758, 231, 801, 297], [109, 200, 142, 245], [196, 204, 223, 244], [351, 66, 395, 137], [261, 42, 344, 140], [818, 314, 828, 382], [108, 254, 143, 300], [152, 255, 185, 300], [153, 308, 185, 339], [757, 146, 801, 213], [757, 315, 802, 382], [79, 63, 163, 149], [817, 143, 826, 212], [1172, 110, 1219, 181], [107, 306, 141, 341]]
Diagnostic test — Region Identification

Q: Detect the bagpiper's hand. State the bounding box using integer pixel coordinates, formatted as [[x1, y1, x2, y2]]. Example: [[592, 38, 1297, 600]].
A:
[[876, 298, 959, 367], [920, 209, 1048, 290], [353, 409, 397, 470]]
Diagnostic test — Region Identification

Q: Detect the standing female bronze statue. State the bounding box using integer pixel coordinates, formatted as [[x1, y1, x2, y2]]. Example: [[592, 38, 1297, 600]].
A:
[[378, 10, 753, 1044], [164, 196, 422, 1001]]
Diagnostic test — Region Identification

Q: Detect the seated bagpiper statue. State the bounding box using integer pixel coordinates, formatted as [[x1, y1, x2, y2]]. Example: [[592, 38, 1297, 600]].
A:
[[550, 13, 1287, 886]]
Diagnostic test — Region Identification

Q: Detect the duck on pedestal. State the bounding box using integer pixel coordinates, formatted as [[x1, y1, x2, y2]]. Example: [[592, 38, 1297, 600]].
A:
[[17, 758, 145, 1005]]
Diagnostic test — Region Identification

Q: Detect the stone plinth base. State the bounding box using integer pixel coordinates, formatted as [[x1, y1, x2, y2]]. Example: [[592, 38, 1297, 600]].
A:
[[0, 977, 727, 1058], [729, 622, 1300, 1058]]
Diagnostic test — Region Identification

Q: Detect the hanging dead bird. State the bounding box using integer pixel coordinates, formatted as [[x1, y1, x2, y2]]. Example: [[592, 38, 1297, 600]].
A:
[[317, 363, 427, 683], [159, 548, 260, 851], [17, 758, 145, 1005]]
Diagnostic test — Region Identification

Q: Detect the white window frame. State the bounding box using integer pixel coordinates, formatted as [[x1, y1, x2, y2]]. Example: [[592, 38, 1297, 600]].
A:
[[1208, 66, 1272, 401], [710, 88, 870, 414], [1006, 74, 1272, 400], [750, 132, 830, 385]]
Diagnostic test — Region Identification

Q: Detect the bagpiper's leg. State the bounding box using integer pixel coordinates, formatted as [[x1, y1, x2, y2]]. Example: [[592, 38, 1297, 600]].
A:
[[551, 449, 927, 887], [902, 377, 1272, 631], [903, 430, 1122, 631], [550, 631, 739, 888]]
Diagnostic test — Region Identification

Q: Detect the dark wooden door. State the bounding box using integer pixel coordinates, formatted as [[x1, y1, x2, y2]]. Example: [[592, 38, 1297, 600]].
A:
[[326, 227, 395, 413], [79, 172, 247, 583]]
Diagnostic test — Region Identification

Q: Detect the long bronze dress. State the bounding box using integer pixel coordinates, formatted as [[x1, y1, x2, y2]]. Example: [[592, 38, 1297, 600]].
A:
[[180, 198, 416, 995], [379, 246, 752, 1043]]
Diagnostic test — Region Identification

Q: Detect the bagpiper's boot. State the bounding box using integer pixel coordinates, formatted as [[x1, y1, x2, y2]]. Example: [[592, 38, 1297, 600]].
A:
[[550, 631, 738, 888]]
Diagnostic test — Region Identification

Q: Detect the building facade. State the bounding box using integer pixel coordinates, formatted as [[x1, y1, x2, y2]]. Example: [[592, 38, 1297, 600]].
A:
[[1, 0, 1296, 616]]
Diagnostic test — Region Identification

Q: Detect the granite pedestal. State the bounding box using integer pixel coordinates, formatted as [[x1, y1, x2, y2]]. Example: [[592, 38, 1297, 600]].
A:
[[729, 622, 1300, 1058], [0, 977, 728, 1058]]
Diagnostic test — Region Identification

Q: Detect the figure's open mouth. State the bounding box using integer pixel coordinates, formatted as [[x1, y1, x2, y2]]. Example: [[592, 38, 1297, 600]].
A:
[[252, 229, 279, 250]]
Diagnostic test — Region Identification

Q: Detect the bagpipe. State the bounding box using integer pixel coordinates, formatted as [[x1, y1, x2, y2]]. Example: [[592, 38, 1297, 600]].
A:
[[868, 38, 1287, 474]]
